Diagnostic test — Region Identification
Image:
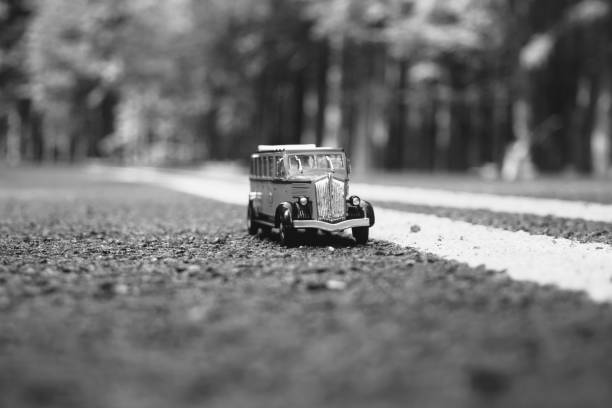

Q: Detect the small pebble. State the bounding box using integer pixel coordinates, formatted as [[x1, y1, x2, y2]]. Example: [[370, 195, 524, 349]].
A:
[[186, 265, 201, 274], [42, 267, 57, 276], [0, 296, 10, 309], [283, 275, 300, 286], [98, 281, 114, 295], [326, 280, 347, 291], [306, 281, 326, 291], [410, 225, 421, 233], [327, 246, 335, 252], [187, 306, 208, 322]]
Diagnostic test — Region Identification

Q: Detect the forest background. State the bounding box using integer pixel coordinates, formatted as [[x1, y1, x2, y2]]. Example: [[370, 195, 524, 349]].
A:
[[1, 0, 612, 179]]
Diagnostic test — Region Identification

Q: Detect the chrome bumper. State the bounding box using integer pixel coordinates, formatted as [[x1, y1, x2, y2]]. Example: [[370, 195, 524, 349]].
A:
[[293, 218, 369, 232]]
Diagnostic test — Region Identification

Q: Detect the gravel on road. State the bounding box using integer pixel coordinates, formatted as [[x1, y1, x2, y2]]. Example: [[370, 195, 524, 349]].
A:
[[1, 168, 612, 408]]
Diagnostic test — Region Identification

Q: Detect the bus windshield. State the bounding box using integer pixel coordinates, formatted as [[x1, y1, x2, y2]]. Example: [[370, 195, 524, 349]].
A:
[[287, 153, 345, 175]]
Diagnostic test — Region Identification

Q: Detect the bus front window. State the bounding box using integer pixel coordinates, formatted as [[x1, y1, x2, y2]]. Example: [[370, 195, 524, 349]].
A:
[[287, 153, 344, 175]]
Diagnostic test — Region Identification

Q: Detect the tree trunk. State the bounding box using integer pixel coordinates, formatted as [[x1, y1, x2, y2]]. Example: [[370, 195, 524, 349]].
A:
[[352, 83, 372, 173], [490, 77, 509, 171], [315, 41, 329, 147], [6, 105, 22, 166], [502, 54, 537, 181], [0, 115, 6, 160], [502, 94, 537, 180], [351, 44, 387, 173], [591, 71, 611, 176], [418, 84, 438, 171], [322, 38, 343, 148], [386, 59, 408, 169], [473, 85, 490, 165], [434, 83, 451, 170], [448, 82, 470, 171], [568, 75, 592, 172], [292, 69, 305, 144]]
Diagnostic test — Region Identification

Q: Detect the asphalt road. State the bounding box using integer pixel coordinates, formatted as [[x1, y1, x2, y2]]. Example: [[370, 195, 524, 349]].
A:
[[1, 167, 612, 408]]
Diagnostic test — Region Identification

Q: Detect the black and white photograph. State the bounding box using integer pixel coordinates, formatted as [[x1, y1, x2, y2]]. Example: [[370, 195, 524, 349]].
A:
[[1, 0, 612, 407]]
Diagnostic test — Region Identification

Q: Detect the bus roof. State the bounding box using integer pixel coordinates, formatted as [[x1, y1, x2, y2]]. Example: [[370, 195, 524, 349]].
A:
[[256, 144, 343, 153]]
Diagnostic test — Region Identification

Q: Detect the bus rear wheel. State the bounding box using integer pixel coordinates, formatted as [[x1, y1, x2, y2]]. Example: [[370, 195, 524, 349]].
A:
[[247, 204, 258, 235]]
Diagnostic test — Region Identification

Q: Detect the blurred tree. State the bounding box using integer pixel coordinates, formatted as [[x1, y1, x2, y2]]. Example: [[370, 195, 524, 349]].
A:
[[28, 0, 124, 161], [499, 0, 610, 178], [0, 0, 34, 164], [308, 0, 499, 171], [308, 0, 390, 171], [389, 0, 501, 171], [3, 0, 610, 176], [107, 0, 207, 164], [189, 0, 320, 159]]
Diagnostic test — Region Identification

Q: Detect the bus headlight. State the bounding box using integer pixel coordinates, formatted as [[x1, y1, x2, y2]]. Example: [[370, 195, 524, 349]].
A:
[[299, 197, 308, 206], [350, 196, 360, 206]]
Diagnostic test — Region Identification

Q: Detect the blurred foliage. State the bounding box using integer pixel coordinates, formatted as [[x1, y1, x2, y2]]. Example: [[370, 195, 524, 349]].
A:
[[0, 0, 31, 113], [0, 0, 611, 176]]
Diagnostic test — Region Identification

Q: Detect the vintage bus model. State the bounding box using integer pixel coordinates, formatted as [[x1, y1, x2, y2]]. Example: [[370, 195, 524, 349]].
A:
[[247, 144, 375, 246]]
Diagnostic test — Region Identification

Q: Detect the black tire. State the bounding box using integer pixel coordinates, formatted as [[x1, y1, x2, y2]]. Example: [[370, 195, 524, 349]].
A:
[[247, 204, 258, 235], [279, 222, 297, 247], [304, 229, 318, 242], [260, 225, 272, 238], [352, 226, 369, 245], [362, 201, 375, 227]]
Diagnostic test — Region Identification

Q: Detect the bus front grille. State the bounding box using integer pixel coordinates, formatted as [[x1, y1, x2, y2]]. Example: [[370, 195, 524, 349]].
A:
[[315, 177, 346, 222]]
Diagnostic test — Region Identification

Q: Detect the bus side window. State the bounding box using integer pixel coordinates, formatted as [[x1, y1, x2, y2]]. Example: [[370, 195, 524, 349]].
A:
[[260, 157, 264, 177], [260, 157, 265, 177], [276, 156, 285, 178], [263, 156, 269, 178], [268, 156, 274, 178], [263, 156, 268, 178]]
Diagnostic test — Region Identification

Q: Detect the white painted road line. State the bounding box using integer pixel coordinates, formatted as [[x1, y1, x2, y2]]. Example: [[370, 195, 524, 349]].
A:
[[371, 209, 612, 302], [108, 167, 612, 302], [110, 167, 247, 205], [352, 183, 612, 224]]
